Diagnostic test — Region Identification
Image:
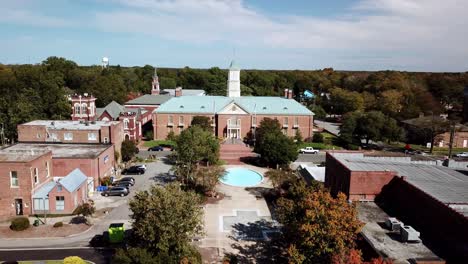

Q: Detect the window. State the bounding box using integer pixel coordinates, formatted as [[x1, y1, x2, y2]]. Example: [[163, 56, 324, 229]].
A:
[[57, 184, 62, 192], [124, 119, 129, 129], [33, 168, 39, 184], [179, 116, 184, 125], [36, 133, 41, 139], [294, 117, 299, 127], [64, 132, 73, 141], [88, 133, 97, 141], [168, 126, 174, 133], [33, 198, 49, 211], [168, 115, 173, 124], [74, 104, 80, 115], [283, 117, 289, 126], [46, 162, 50, 177], [56, 196, 65, 211], [282, 128, 288, 135], [10, 171, 18, 187], [252, 116, 257, 126], [81, 104, 87, 115], [103, 137, 109, 144]]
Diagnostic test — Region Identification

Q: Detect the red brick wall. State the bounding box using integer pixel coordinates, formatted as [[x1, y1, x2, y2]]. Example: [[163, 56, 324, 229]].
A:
[[153, 112, 313, 140], [378, 177, 468, 262], [47, 181, 87, 214], [325, 152, 352, 198], [17, 125, 47, 142], [0, 152, 53, 220], [437, 131, 468, 148], [52, 146, 114, 188]]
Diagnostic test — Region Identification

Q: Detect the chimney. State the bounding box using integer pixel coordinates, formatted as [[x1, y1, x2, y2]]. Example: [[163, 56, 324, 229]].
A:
[[175, 87, 183, 97], [288, 89, 293, 99], [284, 89, 289, 98]]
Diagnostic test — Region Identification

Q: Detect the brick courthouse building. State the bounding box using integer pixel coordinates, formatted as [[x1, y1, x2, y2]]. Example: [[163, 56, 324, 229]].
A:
[[153, 61, 314, 140]]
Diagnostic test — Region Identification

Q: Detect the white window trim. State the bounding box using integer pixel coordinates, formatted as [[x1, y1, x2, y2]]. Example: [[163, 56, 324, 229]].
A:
[[10, 171, 19, 188], [46, 162, 50, 178], [88, 133, 97, 141], [64, 132, 73, 141], [33, 168, 39, 185], [124, 119, 129, 129], [56, 196, 65, 211]]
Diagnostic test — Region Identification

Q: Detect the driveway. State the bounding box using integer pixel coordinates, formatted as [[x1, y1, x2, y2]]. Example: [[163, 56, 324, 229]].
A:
[[0, 160, 174, 249]]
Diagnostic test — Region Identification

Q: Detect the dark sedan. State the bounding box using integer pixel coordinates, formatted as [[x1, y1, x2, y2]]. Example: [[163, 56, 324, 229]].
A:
[[148, 146, 164, 151], [122, 166, 145, 175], [113, 181, 132, 189], [101, 187, 129, 197]]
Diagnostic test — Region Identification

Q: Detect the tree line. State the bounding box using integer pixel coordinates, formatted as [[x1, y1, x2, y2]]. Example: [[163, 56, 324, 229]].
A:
[[1, 56, 467, 140]]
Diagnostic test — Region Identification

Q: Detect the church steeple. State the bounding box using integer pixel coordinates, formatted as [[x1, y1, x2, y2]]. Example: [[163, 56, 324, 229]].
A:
[[151, 68, 160, 95], [227, 60, 241, 97]]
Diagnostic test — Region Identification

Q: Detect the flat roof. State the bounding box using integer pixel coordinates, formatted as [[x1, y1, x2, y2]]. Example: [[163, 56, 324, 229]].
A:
[[22, 120, 120, 130], [358, 202, 442, 261], [0, 149, 50, 162], [329, 152, 468, 214], [125, 94, 172, 105], [161, 89, 205, 96], [5, 143, 111, 159]]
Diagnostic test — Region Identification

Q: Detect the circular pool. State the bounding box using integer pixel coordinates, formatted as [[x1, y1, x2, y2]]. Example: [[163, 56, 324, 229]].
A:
[[220, 168, 263, 187]]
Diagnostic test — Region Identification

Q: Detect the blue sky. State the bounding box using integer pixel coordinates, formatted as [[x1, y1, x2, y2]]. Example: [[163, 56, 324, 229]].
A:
[[0, 0, 467, 72]]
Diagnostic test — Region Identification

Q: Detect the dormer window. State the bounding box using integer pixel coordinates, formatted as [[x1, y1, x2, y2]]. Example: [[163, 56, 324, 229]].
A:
[[262, 106, 267, 110], [201, 106, 205, 109], [180, 105, 184, 109]]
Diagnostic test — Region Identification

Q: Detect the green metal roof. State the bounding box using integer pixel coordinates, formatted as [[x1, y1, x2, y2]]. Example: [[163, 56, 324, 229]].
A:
[[125, 94, 172, 105], [155, 96, 314, 116]]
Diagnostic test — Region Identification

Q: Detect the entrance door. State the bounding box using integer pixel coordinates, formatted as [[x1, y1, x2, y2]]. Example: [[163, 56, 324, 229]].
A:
[[15, 199, 23, 215]]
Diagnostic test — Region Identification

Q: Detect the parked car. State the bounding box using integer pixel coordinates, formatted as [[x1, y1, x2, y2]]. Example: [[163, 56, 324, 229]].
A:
[[135, 164, 147, 171], [148, 146, 164, 151], [101, 187, 129, 197], [122, 166, 145, 175], [113, 181, 132, 189], [118, 177, 135, 186], [407, 150, 428, 156], [455, 152, 468, 157], [299, 147, 319, 154]]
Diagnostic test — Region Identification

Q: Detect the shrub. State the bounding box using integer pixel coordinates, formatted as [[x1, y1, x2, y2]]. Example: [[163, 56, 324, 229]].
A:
[[166, 131, 176, 141], [348, 144, 360, 150], [100, 176, 112, 186], [64, 256, 86, 264], [53, 221, 64, 228], [313, 133, 324, 143], [73, 203, 96, 217], [10, 216, 30, 231]]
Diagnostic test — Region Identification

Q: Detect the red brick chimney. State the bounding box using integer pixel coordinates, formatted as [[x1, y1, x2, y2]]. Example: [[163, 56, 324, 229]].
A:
[[175, 87, 183, 97], [288, 89, 293, 99], [284, 89, 289, 98]]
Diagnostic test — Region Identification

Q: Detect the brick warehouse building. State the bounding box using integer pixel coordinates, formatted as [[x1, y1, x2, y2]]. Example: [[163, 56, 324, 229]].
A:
[[325, 152, 468, 261], [153, 61, 314, 140], [0, 149, 89, 220]]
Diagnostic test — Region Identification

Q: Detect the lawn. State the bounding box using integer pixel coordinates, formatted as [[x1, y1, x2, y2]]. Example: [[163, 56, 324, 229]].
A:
[[143, 140, 176, 148], [297, 132, 343, 150]]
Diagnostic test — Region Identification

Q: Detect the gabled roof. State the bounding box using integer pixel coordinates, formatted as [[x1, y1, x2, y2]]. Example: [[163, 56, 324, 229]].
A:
[[99, 101, 124, 119], [155, 96, 314, 116], [125, 94, 172, 105], [32, 181, 56, 199], [59, 168, 88, 192]]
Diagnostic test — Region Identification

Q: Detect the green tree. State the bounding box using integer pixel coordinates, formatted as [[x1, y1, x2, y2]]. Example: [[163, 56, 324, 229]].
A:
[[329, 87, 364, 115], [265, 169, 296, 189], [121, 140, 138, 162], [129, 184, 203, 260], [312, 133, 324, 143], [294, 129, 304, 145], [193, 165, 225, 194], [254, 118, 298, 167], [174, 126, 220, 184], [309, 105, 327, 120], [191, 116, 212, 131]]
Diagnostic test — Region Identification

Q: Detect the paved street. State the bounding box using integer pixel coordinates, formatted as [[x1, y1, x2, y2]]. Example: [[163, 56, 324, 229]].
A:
[[0, 160, 173, 250], [136, 150, 172, 159], [296, 152, 326, 164]]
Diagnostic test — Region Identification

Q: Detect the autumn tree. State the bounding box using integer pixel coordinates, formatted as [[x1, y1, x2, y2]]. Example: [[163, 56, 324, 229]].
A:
[[264, 169, 296, 190], [124, 183, 203, 263], [193, 165, 225, 194], [277, 186, 363, 263]]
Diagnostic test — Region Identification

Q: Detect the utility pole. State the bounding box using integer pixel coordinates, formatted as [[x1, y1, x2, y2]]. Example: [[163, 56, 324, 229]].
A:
[[448, 122, 455, 159]]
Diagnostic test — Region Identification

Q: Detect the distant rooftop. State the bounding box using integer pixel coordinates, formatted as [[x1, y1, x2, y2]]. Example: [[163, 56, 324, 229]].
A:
[[329, 152, 468, 216], [161, 89, 205, 96], [5, 143, 111, 159], [22, 120, 119, 130], [0, 149, 51, 162], [358, 202, 442, 262], [96, 101, 124, 119], [125, 94, 172, 105]]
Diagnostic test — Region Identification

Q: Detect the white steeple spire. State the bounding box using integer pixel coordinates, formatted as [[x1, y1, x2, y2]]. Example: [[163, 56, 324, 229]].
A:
[[151, 67, 160, 95], [227, 60, 241, 97]]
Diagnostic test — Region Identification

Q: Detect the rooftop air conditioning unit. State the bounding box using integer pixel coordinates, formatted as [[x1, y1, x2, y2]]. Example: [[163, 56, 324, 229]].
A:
[[400, 225, 421, 242], [385, 217, 402, 232]]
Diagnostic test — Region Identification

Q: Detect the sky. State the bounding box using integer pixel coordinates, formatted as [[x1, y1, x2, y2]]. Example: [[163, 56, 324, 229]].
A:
[[0, 0, 467, 72]]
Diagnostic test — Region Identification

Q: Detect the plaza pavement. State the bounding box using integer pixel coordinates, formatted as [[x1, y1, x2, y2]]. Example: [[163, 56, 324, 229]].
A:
[[200, 165, 274, 259]]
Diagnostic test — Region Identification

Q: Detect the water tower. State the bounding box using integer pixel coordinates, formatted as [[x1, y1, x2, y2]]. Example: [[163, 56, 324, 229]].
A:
[[102, 57, 109, 68]]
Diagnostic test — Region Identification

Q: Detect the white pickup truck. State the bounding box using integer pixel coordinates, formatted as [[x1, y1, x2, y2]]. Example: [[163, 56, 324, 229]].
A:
[[299, 147, 319, 154]]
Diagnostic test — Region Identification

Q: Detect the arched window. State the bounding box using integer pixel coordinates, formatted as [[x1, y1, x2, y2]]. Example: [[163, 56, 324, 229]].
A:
[[74, 104, 80, 115], [81, 104, 87, 115], [124, 119, 129, 129]]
